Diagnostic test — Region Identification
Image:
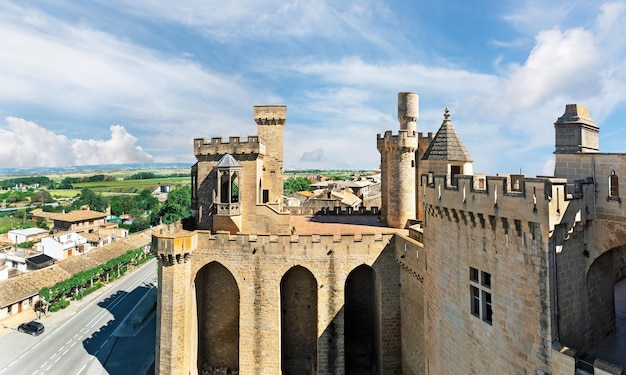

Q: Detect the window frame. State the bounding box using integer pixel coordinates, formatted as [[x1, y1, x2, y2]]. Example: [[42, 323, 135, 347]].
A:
[[469, 267, 493, 325]]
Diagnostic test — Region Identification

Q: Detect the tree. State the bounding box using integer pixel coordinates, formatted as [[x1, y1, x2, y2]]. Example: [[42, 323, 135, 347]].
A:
[[74, 188, 108, 212], [284, 177, 312, 195], [158, 186, 191, 224], [136, 188, 159, 214], [31, 190, 54, 204]]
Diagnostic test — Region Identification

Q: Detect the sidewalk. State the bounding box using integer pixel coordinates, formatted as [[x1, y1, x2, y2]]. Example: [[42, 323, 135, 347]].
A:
[[0, 281, 111, 338], [0, 308, 39, 337]]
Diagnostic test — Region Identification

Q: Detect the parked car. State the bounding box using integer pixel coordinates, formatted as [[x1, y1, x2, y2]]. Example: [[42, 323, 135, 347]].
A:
[[17, 321, 45, 336]]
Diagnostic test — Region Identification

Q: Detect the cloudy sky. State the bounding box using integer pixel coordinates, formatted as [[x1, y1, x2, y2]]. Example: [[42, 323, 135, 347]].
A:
[[1, 1, 625, 175]]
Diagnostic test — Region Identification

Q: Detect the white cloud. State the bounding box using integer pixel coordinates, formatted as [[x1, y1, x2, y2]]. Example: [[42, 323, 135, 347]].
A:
[[116, 0, 394, 46], [495, 28, 603, 113], [0, 117, 153, 168]]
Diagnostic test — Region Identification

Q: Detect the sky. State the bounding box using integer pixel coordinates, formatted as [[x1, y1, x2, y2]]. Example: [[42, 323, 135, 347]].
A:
[[1, 1, 625, 176]]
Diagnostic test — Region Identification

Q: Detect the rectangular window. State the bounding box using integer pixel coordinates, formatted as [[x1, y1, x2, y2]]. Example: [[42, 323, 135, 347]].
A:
[[471, 286, 480, 317], [481, 271, 491, 288], [470, 267, 493, 325], [470, 267, 478, 282]]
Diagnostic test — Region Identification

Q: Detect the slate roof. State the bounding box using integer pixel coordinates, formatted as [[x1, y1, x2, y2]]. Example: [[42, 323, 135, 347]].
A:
[[0, 228, 155, 308], [216, 154, 242, 168], [422, 108, 472, 162]]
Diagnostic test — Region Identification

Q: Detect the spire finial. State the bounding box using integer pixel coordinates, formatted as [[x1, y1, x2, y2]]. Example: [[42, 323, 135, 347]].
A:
[[444, 107, 450, 120]]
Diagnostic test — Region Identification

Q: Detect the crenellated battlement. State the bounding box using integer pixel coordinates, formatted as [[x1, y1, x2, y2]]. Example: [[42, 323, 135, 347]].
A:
[[422, 173, 595, 228], [194, 136, 266, 158], [376, 130, 418, 152], [196, 230, 390, 251], [418, 131, 434, 143]]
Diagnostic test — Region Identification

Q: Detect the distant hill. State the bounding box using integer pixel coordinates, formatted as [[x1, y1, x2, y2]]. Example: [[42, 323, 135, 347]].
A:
[[0, 163, 191, 177]]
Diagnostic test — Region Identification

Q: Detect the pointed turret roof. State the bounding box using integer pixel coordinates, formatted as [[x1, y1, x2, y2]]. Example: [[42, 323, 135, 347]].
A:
[[422, 108, 472, 161], [216, 153, 241, 167]]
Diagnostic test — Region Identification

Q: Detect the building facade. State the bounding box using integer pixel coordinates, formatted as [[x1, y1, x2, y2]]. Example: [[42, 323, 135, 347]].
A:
[[153, 96, 625, 374]]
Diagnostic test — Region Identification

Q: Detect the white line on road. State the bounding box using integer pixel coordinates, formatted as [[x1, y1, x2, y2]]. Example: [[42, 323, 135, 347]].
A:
[[76, 363, 86, 375], [0, 259, 156, 373], [99, 339, 108, 349]]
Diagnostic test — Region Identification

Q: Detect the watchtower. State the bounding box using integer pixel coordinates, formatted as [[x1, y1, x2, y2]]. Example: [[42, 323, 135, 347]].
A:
[[191, 105, 290, 234], [377, 92, 418, 228]]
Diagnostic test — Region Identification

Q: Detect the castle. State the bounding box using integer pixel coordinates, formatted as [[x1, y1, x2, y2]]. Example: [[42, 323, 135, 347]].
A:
[[152, 93, 626, 374]]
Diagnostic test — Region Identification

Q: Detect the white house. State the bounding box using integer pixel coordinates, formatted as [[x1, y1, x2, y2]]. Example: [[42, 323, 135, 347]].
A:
[[7, 228, 49, 244], [35, 232, 90, 260]]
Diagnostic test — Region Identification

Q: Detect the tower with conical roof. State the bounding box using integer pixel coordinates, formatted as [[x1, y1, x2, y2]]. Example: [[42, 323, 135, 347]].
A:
[[377, 92, 418, 228], [421, 108, 473, 186]]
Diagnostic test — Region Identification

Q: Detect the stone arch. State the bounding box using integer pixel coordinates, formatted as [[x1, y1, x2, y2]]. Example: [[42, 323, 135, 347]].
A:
[[590, 219, 626, 260], [195, 261, 240, 373], [583, 245, 626, 351], [344, 264, 381, 375], [280, 265, 318, 374]]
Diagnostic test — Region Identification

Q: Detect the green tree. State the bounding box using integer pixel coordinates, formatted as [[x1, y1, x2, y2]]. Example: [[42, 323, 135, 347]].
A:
[[158, 186, 191, 224], [129, 218, 151, 233], [136, 188, 159, 214], [109, 196, 136, 216], [74, 188, 108, 212], [283, 177, 312, 195], [31, 190, 54, 204]]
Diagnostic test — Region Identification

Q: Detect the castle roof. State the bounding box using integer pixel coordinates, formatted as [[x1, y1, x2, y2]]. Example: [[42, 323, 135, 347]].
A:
[[422, 108, 472, 162], [216, 154, 242, 168]]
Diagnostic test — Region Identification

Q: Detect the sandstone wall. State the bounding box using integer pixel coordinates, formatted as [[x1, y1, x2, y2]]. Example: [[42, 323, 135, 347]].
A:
[[154, 229, 402, 375]]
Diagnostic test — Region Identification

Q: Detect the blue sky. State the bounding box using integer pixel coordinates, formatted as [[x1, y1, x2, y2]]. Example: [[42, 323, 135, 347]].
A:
[[1, 1, 625, 176]]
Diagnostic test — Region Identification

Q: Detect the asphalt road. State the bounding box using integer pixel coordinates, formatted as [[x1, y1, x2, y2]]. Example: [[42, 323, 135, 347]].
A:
[[0, 259, 157, 375]]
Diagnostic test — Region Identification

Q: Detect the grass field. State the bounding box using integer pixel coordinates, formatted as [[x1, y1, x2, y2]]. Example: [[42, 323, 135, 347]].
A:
[[70, 176, 190, 194], [0, 216, 36, 233]]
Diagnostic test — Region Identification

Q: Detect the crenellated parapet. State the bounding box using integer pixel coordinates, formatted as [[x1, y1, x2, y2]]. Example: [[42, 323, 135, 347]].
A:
[[195, 230, 391, 255], [152, 222, 197, 266], [418, 132, 434, 144], [376, 130, 418, 152], [194, 136, 265, 160], [422, 173, 596, 231]]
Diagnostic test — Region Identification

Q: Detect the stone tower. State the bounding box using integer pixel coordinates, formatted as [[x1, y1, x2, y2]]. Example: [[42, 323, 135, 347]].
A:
[[255, 105, 286, 205], [190, 105, 290, 234], [377, 92, 418, 228]]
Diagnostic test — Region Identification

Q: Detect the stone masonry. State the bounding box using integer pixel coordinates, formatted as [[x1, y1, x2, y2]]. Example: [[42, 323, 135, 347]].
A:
[[154, 97, 626, 374]]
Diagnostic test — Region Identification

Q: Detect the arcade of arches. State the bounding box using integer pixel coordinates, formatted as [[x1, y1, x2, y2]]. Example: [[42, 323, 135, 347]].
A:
[[193, 263, 382, 374]]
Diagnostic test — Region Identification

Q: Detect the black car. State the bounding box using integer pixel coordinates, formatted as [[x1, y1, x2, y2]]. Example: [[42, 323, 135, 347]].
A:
[[17, 321, 45, 336]]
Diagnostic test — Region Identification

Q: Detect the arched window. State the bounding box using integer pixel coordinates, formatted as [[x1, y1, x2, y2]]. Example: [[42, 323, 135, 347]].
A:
[[609, 171, 619, 198]]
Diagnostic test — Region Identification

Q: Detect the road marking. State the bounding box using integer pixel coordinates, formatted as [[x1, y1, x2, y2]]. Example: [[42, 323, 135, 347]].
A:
[[71, 341, 77, 347], [45, 364, 52, 372], [66, 339, 72, 345], [99, 339, 108, 349], [0, 259, 156, 373], [40, 361, 48, 368], [76, 363, 87, 375]]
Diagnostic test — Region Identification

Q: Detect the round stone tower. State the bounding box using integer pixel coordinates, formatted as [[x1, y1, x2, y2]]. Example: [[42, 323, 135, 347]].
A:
[[377, 92, 418, 228]]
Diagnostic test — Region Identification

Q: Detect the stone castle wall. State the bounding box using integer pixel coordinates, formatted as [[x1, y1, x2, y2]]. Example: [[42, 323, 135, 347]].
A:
[[418, 173, 557, 374], [154, 229, 403, 374]]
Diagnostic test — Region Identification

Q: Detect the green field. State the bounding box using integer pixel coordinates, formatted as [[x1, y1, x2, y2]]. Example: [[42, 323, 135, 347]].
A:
[[70, 176, 190, 194], [0, 216, 36, 233]]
